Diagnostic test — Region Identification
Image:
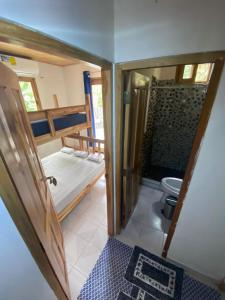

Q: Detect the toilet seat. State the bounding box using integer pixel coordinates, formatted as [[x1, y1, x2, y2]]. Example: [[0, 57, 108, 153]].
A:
[[160, 177, 183, 203], [162, 177, 183, 195]]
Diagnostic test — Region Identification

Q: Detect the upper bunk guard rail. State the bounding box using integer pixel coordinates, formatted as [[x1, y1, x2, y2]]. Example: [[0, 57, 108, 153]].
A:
[[28, 105, 87, 121], [28, 105, 92, 145]]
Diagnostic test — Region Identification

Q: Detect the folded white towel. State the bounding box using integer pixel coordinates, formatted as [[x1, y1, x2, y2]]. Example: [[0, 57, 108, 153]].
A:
[[87, 153, 104, 163], [60, 147, 74, 154], [74, 150, 89, 158]]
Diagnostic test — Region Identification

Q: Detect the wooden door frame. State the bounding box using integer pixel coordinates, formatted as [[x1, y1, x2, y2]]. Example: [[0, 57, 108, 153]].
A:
[[0, 18, 114, 298], [115, 51, 225, 256]]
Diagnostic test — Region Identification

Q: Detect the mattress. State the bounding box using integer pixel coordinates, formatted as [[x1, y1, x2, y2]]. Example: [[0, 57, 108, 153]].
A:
[[31, 113, 87, 137], [41, 152, 105, 213]]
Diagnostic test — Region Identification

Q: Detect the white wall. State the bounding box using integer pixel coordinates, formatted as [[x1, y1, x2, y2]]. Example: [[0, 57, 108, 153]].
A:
[[7, 58, 101, 157], [63, 62, 101, 106], [0, 0, 114, 61], [63, 62, 101, 142], [168, 70, 225, 280], [5, 57, 68, 157], [0, 198, 56, 300], [138, 66, 176, 80], [35, 61, 69, 157], [114, 0, 225, 62], [114, 0, 225, 280], [36, 62, 69, 109]]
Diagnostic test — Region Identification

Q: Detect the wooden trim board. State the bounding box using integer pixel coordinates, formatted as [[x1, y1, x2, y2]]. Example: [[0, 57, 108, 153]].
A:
[[102, 67, 114, 235], [118, 51, 225, 71], [115, 52, 225, 254], [0, 19, 111, 68]]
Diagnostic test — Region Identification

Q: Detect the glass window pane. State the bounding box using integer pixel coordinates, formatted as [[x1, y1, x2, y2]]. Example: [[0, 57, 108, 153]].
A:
[[91, 84, 104, 140], [19, 81, 38, 112], [183, 64, 194, 79], [195, 63, 211, 82]]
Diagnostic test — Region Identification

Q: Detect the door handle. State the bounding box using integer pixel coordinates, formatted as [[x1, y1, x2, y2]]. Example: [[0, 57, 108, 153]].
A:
[[43, 176, 57, 186]]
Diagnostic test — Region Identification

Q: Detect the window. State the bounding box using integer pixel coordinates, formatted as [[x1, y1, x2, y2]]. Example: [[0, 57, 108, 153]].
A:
[[91, 78, 104, 140], [18, 77, 42, 112], [176, 63, 213, 84]]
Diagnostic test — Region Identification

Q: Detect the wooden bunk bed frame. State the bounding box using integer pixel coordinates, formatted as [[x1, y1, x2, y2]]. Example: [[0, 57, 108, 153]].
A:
[[58, 134, 105, 222], [27, 102, 105, 221], [28, 104, 92, 145]]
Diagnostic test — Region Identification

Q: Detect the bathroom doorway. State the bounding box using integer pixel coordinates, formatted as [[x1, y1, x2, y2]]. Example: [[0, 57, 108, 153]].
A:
[[116, 53, 224, 257]]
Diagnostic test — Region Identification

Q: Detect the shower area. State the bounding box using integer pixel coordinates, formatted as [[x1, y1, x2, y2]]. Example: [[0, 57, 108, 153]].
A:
[[141, 66, 210, 183]]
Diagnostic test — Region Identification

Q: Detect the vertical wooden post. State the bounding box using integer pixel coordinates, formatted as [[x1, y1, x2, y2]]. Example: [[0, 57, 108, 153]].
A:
[[52, 94, 65, 146]]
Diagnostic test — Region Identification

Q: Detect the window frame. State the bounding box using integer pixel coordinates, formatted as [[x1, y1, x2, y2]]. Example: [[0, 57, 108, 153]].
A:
[[90, 77, 102, 85], [176, 63, 212, 84], [18, 76, 42, 111]]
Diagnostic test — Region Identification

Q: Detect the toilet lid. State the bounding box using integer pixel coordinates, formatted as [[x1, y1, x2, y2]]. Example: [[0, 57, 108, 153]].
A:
[[162, 177, 183, 194]]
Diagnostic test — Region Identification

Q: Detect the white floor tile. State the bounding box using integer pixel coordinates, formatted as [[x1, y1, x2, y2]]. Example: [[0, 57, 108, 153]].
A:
[[116, 219, 143, 248], [64, 233, 88, 267], [75, 242, 102, 276], [69, 267, 87, 300], [91, 226, 108, 250], [132, 198, 170, 233], [116, 184, 170, 256], [138, 225, 164, 256], [76, 218, 99, 242]]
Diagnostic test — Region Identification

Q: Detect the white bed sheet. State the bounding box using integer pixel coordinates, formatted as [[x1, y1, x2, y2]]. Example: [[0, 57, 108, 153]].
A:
[[41, 152, 105, 213]]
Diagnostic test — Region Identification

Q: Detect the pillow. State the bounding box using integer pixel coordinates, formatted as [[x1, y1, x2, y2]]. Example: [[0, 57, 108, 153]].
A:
[[60, 147, 74, 154], [87, 153, 104, 163], [74, 150, 88, 158]]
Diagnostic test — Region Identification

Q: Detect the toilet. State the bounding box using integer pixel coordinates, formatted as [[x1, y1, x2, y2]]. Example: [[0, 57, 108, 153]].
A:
[[160, 177, 183, 203]]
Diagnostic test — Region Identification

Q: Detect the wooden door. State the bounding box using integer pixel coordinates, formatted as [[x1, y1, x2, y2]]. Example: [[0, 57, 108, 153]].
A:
[[0, 62, 70, 299], [122, 71, 149, 226]]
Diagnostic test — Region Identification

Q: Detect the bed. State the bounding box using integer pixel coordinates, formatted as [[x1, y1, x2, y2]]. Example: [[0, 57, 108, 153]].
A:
[[42, 151, 105, 221], [31, 113, 87, 137], [28, 104, 92, 145]]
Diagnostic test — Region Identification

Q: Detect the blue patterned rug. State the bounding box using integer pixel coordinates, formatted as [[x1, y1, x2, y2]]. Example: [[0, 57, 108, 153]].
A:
[[78, 238, 221, 300], [124, 245, 183, 299]]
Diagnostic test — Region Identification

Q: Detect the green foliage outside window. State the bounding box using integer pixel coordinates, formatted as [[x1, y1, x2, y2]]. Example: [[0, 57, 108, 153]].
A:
[[19, 81, 38, 112]]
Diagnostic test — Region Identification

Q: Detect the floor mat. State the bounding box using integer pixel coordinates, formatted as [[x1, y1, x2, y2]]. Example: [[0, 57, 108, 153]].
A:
[[124, 245, 183, 299], [78, 238, 220, 300]]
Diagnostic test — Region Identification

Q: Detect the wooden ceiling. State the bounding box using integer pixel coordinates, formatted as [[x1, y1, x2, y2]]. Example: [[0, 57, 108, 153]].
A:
[[0, 41, 81, 66]]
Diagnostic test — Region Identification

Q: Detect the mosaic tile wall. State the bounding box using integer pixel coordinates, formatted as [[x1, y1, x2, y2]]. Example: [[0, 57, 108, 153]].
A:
[[142, 77, 208, 178]]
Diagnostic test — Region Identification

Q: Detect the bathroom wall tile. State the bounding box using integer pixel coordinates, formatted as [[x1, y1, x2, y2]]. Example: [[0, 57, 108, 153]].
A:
[[142, 77, 208, 178]]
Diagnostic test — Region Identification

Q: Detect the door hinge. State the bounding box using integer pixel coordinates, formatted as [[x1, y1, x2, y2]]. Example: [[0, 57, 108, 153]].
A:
[[122, 168, 134, 177], [123, 91, 131, 104]]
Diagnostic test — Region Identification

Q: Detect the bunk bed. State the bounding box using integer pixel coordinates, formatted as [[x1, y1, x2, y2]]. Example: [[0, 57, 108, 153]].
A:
[[42, 135, 105, 221], [28, 104, 92, 145], [28, 104, 105, 222]]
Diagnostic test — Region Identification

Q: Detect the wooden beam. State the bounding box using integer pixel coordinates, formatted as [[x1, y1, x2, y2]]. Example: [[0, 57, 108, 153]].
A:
[[102, 67, 114, 236], [28, 105, 87, 121], [118, 51, 225, 71], [114, 65, 123, 234], [0, 19, 111, 68]]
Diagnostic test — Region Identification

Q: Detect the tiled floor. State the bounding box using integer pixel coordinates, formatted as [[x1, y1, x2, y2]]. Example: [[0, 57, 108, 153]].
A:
[[61, 176, 108, 299], [62, 182, 170, 299], [116, 184, 171, 257]]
